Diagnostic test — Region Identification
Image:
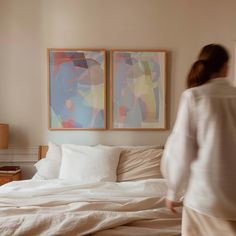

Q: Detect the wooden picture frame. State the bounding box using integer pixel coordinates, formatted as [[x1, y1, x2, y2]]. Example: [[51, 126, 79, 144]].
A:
[[110, 49, 167, 130], [234, 41, 236, 87], [48, 48, 107, 130]]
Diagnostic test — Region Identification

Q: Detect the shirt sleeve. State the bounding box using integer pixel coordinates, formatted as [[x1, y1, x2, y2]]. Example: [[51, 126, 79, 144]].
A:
[[161, 90, 198, 202]]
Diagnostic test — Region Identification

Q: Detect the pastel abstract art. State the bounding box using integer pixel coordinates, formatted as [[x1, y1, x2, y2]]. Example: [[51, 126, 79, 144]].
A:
[[110, 50, 167, 130], [48, 49, 106, 130]]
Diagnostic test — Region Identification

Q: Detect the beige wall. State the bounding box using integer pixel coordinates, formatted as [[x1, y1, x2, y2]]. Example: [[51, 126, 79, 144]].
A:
[[1, 0, 236, 148]]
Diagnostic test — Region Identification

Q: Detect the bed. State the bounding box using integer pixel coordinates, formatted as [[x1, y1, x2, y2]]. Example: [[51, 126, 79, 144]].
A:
[[0, 143, 182, 236]]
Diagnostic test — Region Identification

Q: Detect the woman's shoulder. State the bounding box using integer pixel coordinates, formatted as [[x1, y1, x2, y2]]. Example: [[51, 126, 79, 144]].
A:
[[180, 86, 206, 104], [181, 87, 198, 99], [182, 79, 236, 100]]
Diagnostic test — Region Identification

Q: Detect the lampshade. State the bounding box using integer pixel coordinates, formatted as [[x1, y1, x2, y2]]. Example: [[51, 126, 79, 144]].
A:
[[0, 124, 9, 149]]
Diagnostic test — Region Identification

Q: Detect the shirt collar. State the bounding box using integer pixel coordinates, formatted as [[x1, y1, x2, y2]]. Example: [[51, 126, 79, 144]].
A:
[[208, 78, 231, 86]]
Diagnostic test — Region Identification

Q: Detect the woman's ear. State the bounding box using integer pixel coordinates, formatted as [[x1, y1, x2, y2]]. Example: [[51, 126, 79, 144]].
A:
[[212, 62, 229, 78], [220, 62, 229, 77]]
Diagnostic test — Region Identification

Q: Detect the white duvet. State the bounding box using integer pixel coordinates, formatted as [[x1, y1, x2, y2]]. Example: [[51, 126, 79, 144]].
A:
[[0, 179, 181, 236]]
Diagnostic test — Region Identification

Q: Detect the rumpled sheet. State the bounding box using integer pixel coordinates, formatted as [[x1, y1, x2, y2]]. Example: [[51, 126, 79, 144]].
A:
[[0, 179, 181, 236]]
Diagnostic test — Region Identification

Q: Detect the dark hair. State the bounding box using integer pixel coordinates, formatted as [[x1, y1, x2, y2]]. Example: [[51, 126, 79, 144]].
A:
[[187, 44, 229, 88]]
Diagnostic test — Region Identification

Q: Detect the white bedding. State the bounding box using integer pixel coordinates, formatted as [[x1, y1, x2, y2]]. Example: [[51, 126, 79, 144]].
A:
[[0, 179, 181, 236]]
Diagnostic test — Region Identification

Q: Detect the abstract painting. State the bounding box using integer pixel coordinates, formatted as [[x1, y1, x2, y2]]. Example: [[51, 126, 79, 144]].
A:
[[48, 49, 106, 130], [110, 50, 167, 130]]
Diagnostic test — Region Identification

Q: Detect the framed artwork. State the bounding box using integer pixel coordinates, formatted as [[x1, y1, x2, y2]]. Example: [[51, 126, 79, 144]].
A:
[[48, 48, 107, 130], [110, 50, 167, 130]]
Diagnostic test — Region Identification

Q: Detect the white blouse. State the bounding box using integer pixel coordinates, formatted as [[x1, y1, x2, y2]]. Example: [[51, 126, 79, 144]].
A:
[[162, 78, 236, 220]]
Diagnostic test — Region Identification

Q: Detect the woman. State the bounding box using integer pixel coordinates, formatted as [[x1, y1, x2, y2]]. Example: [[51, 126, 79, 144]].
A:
[[161, 44, 236, 236]]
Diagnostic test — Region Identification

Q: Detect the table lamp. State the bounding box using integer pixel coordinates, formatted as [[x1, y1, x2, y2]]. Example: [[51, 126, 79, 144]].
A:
[[0, 124, 9, 149]]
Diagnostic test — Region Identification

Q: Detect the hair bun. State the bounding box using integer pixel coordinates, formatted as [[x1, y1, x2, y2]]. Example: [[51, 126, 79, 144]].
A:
[[196, 59, 208, 64], [194, 59, 209, 69]]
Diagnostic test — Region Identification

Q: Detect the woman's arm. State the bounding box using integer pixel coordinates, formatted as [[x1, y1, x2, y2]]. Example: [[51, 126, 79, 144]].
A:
[[161, 90, 198, 202]]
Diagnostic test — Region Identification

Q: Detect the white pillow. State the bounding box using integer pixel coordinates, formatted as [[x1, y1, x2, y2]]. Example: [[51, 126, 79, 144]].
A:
[[45, 142, 62, 161], [34, 158, 61, 179], [59, 144, 121, 183], [33, 142, 61, 179], [31, 172, 46, 180]]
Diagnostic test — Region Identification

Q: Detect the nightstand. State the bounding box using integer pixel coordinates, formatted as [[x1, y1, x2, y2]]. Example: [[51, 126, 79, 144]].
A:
[[0, 170, 22, 185]]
